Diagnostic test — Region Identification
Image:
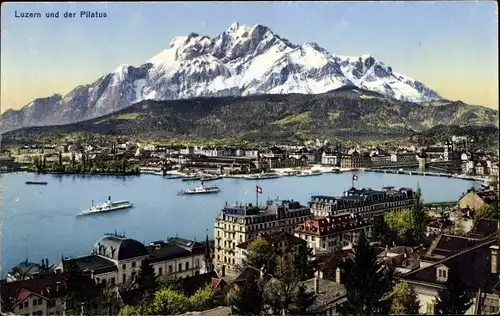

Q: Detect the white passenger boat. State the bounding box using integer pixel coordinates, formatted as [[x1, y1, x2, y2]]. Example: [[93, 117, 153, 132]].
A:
[[78, 197, 133, 216], [178, 182, 220, 195], [297, 170, 323, 177], [244, 173, 281, 180]]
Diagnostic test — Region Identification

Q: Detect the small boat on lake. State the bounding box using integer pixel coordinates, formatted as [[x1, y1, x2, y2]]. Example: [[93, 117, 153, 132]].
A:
[[26, 181, 48, 185], [178, 182, 221, 195], [181, 175, 203, 182], [245, 173, 281, 180], [200, 175, 222, 182], [164, 174, 183, 179], [297, 170, 322, 177], [78, 196, 133, 216]]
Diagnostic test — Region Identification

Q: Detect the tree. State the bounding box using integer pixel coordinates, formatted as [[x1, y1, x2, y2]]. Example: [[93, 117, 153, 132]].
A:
[[293, 245, 314, 281], [264, 257, 303, 314], [8, 266, 28, 281], [412, 184, 426, 244], [474, 204, 496, 223], [118, 305, 143, 316], [289, 284, 316, 315], [244, 237, 277, 274], [148, 288, 191, 315], [384, 210, 416, 246], [229, 275, 265, 315], [63, 260, 105, 315], [387, 282, 420, 315], [58, 152, 63, 166], [189, 284, 217, 311], [371, 217, 396, 247], [452, 217, 466, 236], [135, 258, 158, 292], [338, 230, 396, 316], [435, 267, 472, 315], [71, 153, 76, 168]]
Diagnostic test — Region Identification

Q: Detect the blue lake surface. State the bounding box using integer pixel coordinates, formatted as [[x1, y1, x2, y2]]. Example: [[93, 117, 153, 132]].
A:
[[0, 171, 482, 277]]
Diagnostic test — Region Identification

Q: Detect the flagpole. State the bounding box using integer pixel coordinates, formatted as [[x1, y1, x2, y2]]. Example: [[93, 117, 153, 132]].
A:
[[256, 184, 259, 207]]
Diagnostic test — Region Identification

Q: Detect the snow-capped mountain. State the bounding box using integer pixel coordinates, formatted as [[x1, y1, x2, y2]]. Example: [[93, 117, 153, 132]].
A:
[[0, 22, 442, 133]]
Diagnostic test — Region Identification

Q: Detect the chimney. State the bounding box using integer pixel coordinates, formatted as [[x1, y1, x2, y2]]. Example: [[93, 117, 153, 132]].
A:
[[490, 245, 499, 274], [314, 271, 320, 294], [335, 267, 341, 284]]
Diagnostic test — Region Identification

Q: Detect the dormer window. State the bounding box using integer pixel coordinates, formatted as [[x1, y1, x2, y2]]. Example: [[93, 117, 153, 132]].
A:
[[436, 264, 449, 282]]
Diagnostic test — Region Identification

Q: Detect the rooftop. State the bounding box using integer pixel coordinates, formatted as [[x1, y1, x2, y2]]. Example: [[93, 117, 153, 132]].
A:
[[404, 237, 500, 293], [426, 234, 483, 260], [146, 239, 206, 263], [93, 234, 149, 261], [296, 213, 371, 236], [61, 255, 116, 274], [302, 278, 346, 312], [181, 271, 226, 296], [218, 199, 309, 218], [0, 275, 68, 312], [467, 218, 500, 238]]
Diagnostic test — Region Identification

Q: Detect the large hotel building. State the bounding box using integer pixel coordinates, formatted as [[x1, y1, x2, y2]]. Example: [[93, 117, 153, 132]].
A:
[[308, 186, 415, 221], [213, 199, 312, 274], [214, 186, 415, 273]]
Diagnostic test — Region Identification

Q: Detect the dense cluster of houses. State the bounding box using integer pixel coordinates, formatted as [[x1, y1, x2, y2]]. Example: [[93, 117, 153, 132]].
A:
[[5, 136, 498, 177]]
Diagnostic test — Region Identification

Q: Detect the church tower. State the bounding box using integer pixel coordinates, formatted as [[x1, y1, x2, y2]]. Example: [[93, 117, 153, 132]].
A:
[[200, 230, 214, 274]]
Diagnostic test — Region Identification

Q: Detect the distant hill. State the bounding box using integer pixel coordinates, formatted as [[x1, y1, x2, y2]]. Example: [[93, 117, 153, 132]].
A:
[[3, 89, 498, 147]]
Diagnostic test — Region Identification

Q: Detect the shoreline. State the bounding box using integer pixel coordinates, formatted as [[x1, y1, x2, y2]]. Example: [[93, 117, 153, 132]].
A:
[[25, 170, 140, 176], [4, 166, 487, 183]]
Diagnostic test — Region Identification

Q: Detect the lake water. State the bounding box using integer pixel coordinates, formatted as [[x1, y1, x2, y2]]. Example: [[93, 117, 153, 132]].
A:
[[0, 171, 482, 277]]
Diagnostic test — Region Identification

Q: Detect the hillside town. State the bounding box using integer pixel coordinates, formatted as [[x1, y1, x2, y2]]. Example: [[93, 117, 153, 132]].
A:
[[1, 170, 499, 315]]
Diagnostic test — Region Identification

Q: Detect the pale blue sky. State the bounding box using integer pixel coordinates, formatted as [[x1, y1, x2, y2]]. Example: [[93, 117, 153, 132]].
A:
[[1, 1, 498, 111]]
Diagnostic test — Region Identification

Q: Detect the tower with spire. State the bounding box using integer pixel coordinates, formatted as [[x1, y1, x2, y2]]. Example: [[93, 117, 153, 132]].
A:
[[200, 229, 214, 274]]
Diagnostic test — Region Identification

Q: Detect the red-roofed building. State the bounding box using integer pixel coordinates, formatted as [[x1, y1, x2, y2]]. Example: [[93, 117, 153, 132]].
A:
[[294, 214, 372, 253], [0, 275, 67, 316]]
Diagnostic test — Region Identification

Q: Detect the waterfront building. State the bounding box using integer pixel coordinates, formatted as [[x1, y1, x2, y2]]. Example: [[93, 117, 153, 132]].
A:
[[392, 152, 418, 164], [294, 213, 372, 252], [213, 199, 312, 274], [234, 231, 306, 271], [308, 187, 415, 222], [53, 233, 210, 288], [370, 152, 392, 167], [321, 151, 341, 166], [340, 151, 371, 169]]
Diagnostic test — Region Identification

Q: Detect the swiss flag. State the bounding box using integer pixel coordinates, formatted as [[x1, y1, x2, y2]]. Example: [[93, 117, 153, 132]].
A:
[[256, 185, 263, 194], [352, 174, 358, 181]]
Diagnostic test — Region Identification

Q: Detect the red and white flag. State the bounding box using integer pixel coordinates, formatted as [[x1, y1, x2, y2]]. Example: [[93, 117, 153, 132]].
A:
[[352, 174, 358, 181], [256, 185, 263, 194]]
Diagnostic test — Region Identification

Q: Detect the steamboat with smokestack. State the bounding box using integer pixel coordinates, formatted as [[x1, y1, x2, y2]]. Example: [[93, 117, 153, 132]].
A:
[[77, 196, 133, 216]]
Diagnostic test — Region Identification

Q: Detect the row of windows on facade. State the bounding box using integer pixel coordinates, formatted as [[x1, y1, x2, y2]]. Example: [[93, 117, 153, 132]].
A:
[[96, 260, 201, 285], [313, 200, 411, 213], [18, 298, 56, 310], [218, 217, 306, 233]]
